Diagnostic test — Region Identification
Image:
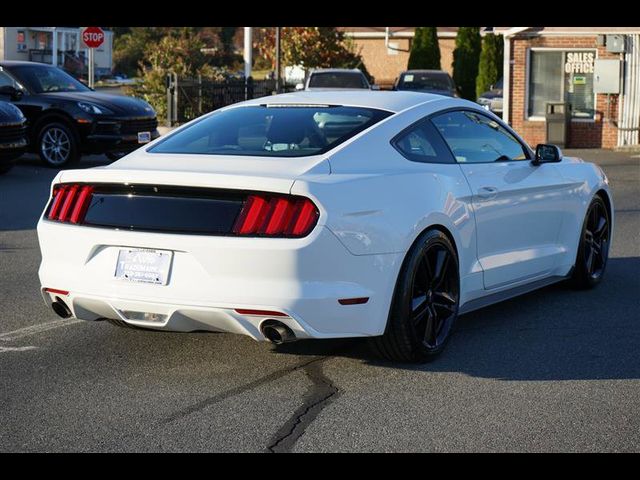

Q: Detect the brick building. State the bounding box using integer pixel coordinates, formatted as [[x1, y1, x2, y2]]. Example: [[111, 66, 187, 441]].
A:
[[496, 27, 640, 149], [338, 27, 458, 88]]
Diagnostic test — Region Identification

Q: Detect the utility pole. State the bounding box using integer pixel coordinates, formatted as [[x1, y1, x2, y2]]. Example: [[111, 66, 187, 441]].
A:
[[243, 27, 253, 100], [88, 48, 95, 89], [275, 27, 281, 94], [243, 27, 252, 79]]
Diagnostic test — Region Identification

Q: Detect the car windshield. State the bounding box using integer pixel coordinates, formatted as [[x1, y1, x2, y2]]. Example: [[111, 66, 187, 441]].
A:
[[8, 65, 90, 94], [149, 105, 392, 157], [398, 73, 452, 91], [308, 72, 368, 89]]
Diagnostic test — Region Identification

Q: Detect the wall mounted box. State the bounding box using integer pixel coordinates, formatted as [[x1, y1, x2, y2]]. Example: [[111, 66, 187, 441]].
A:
[[594, 59, 621, 94], [605, 34, 626, 53]]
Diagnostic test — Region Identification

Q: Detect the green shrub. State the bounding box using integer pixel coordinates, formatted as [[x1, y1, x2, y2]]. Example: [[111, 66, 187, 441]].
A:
[[124, 35, 225, 124], [408, 27, 441, 70], [452, 27, 481, 100], [476, 32, 503, 98]]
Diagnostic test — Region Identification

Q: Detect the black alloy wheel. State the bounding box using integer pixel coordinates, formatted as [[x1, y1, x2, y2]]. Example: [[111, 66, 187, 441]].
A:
[[571, 195, 610, 289], [371, 229, 460, 362]]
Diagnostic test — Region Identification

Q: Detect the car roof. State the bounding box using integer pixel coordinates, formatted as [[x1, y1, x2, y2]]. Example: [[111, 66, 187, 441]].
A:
[[0, 60, 52, 67], [309, 68, 364, 74], [402, 70, 451, 75], [234, 90, 462, 113]]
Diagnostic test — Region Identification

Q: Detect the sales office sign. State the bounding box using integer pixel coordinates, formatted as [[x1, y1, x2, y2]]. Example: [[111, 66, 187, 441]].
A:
[[565, 52, 595, 73]]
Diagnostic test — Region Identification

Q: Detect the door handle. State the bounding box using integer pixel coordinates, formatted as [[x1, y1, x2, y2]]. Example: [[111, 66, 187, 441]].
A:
[[477, 186, 499, 199]]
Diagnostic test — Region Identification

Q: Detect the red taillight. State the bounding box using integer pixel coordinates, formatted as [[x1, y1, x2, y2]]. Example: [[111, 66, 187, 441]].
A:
[[47, 184, 94, 224], [69, 186, 94, 224], [233, 195, 270, 235], [44, 288, 70, 296], [233, 194, 319, 238], [47, 186, 68, 220]]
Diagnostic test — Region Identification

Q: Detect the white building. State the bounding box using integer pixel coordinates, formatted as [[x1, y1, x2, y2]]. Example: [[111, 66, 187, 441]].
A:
[[0, 27, 113, 77]]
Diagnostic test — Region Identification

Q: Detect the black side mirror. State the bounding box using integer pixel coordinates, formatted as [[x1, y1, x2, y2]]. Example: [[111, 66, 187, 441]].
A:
[[533, 144, 562, 165], [0, 85, 23, 101]]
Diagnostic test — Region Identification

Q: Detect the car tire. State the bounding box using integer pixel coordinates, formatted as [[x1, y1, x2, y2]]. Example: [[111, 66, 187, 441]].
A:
[[37, 121, 80, 168], [0, 161, 16, 175], [570, 195, 611, 289], [370, 229, 460, 363]]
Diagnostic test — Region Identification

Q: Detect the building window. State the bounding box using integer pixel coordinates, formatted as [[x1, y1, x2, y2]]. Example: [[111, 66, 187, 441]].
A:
[[16, 30, 27, 52], [387, 42, 399, 55], [527, 49, 596, 120], [36, 32, 49, 50]]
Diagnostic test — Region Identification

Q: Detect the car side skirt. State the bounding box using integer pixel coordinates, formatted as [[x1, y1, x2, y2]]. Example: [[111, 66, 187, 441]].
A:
[[458, 272, 571, 315]]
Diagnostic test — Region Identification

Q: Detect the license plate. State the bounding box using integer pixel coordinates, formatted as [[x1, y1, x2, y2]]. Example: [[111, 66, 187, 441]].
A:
[[137, 131, 151, 143], [115, 249, 172, 285]]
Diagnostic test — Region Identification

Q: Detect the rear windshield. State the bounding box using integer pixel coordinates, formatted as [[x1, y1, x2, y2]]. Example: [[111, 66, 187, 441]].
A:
[[149, 105, 392, 157], [308, 72, 368, 89], [398, 73, 452, 91]]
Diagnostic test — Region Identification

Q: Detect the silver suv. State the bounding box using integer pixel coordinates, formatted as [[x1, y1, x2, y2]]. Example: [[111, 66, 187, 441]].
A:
[[297, 68, 378, 91]]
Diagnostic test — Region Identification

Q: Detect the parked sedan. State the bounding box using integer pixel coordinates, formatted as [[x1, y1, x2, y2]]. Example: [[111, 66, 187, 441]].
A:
[[0, 61, 159, 168], [0, 99, 27, 175], [37, 91, 612, 363], [394, 70, 458, 97]]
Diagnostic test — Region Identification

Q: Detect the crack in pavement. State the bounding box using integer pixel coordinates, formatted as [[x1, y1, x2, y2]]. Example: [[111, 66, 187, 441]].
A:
[[161, 355, 329, 425], [267, 359, 341, 453]]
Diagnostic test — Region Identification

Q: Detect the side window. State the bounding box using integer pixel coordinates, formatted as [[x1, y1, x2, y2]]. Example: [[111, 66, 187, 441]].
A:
[[0, 70, 17, 88], [393, 120, 456, 164], [431, 110, 529, 163]]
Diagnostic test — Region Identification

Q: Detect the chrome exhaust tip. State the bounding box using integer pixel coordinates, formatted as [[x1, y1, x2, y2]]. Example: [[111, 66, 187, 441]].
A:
[[261, 321, 296, 344]]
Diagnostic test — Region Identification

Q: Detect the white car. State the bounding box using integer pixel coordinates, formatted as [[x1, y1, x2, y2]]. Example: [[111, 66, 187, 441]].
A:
[[37, 91, 613, 362]]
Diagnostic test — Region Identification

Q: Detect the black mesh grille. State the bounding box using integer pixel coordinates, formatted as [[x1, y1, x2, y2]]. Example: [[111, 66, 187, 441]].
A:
[[93, 122, 119, 135], [0, 124, 27, 143], [121, 118, 158, 134]]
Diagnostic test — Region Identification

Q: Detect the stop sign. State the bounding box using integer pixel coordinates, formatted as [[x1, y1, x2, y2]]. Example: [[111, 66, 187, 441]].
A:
[[81, 27, 104, 49]]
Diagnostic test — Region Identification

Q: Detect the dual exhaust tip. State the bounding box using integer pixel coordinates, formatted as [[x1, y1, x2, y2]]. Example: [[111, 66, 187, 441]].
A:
[[261, 321, 296, 345]]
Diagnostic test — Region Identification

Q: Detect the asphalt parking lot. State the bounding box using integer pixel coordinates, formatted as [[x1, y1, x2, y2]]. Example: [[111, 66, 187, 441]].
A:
[[1, 150, 639, 452]]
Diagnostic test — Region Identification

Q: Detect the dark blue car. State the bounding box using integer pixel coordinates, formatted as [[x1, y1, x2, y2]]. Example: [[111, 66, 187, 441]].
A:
[[393, 70, 459, 97], [0, 99, 27, 175]]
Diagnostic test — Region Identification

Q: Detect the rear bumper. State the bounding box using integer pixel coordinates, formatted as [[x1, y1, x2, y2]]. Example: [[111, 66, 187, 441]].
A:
[[37, 220, 402, 340]]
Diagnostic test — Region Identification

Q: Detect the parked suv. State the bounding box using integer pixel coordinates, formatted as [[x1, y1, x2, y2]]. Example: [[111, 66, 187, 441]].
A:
[[0, 100, 28, 175], [0, 61, 159, 168], [394, 70, 459, 97], [299, 68, 377, 91]]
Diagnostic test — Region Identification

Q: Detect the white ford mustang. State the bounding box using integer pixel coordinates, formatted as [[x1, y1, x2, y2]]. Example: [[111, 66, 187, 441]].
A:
[[37, 91, 613, 362]]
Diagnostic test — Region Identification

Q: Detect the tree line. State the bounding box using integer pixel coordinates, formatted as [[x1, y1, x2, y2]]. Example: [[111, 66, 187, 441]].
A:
[[110, 27, 502, 122], [408, 27, 503, 100]]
